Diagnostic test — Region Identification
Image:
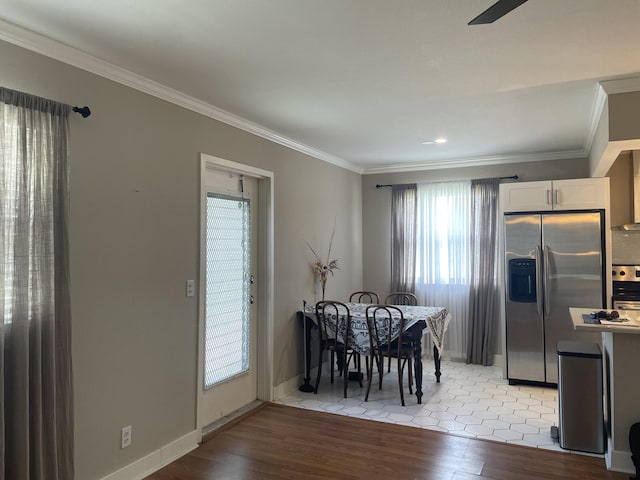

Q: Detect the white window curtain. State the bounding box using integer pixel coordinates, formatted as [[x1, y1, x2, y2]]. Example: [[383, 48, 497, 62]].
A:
[[415, 181, 471, 360], [0, 87, 74, 480]]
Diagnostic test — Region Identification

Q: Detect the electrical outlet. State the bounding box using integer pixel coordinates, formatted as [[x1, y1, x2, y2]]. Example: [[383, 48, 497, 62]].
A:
[[186, 279, 195, 297], [121, 425, 132, 449]]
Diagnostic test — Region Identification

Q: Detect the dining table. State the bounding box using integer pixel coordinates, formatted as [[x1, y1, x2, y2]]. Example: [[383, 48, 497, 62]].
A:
[[298, 301, 451, 404]]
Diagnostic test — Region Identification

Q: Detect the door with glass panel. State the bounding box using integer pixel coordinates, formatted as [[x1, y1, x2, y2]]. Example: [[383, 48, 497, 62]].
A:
[[199, 169, 258, 430]]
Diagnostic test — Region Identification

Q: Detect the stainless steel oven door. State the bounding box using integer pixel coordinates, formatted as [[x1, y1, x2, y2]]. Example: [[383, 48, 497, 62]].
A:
[[613, 300, 640, 311]]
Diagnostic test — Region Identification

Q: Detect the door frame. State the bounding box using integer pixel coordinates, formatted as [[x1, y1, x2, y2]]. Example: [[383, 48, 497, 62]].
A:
[[197, 153, 274, 436]]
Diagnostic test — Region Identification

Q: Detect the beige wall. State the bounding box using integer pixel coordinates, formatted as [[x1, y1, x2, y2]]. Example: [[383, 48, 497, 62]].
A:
[[0, 40, 362, 480], [361, 158, 590, 357]]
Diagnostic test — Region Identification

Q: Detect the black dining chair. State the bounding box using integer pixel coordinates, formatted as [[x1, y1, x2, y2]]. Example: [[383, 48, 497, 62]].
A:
[[364, 305, 413, 406], [314, 300, 362, 398], [383, 292, 418, 372], [349, 291, 380, 304], [384, 292, 418, 306]]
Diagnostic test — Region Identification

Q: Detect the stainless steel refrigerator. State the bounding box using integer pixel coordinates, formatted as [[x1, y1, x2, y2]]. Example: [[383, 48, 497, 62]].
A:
[[504, 211, 605, 385]]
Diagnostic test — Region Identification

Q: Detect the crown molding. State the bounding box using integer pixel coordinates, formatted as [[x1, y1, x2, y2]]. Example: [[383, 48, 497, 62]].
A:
[[0, 18, 363, 174], [583, 82, 608, 158], [361, 149, 588, 175], [600, 76, 640, 95]]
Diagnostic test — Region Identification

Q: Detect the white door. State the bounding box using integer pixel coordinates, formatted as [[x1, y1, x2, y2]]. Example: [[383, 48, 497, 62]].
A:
[[198, 166, 258, 430]]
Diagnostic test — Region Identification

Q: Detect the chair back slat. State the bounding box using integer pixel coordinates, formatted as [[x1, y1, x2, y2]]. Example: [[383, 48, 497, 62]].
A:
[[315, 300, 351, 344], [365, 305, 405, 358], [349, 291, 380, 304], [384, 292, 418, 306]]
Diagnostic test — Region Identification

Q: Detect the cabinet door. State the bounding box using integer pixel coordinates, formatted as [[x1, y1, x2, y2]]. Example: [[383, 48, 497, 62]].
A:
[[500, 181, 552, 213], [553, 178, 607, 210]]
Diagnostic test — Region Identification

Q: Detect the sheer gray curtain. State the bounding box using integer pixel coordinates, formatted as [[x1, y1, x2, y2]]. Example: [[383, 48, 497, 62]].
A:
[[390, 184, 417, 294], [0, 87, 74, 479], [466, 178, 500, 366]]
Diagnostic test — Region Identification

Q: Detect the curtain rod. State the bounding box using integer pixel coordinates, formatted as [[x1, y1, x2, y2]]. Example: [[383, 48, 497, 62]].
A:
[[375, 174, 518, 189], [1, 86, 92, 118], [72, 106, 91, 118]]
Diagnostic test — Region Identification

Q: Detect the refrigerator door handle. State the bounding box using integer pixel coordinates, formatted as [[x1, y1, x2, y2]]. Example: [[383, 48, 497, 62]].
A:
[[535, 245, 543, 317], [544, 245, 551, 316]]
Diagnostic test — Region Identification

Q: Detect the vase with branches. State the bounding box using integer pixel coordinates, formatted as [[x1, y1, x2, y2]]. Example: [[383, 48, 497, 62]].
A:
[[305, 226, 339, 301]]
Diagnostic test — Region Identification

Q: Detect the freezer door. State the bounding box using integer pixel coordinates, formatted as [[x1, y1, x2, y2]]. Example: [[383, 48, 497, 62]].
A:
[[542, 212, 604, 384], [504, 214, 545, 383]]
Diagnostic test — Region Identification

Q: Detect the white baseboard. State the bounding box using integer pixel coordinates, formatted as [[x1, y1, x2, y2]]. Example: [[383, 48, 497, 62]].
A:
[[274, 364, 325, 400], [274, 373, 306, 400], [100, 429, 199, 480], [493, 354, 504, 368], [606, 448, 635, 474]]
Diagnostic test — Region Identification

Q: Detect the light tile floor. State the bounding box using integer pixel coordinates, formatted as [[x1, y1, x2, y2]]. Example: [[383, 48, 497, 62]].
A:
[[276, 358, 598, 457]]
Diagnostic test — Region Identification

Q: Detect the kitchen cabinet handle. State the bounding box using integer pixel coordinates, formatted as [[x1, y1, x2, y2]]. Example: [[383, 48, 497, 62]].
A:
[[536, 246, 543, 317], [544, 245, 551, 316], [545, 190, 552, 205], [553, 189, 559, 206]]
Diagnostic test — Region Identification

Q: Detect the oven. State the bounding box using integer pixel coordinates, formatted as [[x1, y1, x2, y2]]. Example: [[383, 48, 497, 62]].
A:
[[612, 265, 640, 311]]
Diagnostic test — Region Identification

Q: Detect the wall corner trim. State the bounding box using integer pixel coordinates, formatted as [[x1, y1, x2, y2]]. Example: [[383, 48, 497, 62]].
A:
[[606, 448, 635, 475]]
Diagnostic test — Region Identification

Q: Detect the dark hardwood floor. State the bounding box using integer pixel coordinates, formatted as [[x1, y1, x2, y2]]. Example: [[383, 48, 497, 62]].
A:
[[145, 403, 630, 480]]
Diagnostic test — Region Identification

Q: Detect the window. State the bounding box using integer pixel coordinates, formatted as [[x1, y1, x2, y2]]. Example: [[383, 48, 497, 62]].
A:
[[204, 192, 251, 388], [416, 181, 471, 286]]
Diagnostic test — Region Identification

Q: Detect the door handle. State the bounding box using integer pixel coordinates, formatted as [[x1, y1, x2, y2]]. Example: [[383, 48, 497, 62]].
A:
[[535, 246, 543, 317], [544, 245, 551, 316]]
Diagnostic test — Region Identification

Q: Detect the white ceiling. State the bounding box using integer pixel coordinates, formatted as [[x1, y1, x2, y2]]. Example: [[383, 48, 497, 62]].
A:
[[1, 0, 639, 173]]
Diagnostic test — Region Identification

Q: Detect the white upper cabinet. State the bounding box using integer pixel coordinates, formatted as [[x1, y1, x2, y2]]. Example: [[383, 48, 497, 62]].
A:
[[501, 178, 608, 212]]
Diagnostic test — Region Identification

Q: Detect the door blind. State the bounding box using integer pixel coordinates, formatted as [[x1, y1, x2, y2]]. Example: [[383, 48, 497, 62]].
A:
[[204, 192, 251, 388]]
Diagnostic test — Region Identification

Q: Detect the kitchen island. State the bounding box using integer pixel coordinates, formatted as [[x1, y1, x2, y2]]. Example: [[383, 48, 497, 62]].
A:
[[569, 307, 640, 474]]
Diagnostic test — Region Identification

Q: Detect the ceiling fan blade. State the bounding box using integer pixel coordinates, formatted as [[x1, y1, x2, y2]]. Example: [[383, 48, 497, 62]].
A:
[[468, 0, 528, 25]]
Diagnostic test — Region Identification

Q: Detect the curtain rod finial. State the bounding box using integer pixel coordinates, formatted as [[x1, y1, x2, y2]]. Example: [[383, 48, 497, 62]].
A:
[[73, 106, 91, 118]]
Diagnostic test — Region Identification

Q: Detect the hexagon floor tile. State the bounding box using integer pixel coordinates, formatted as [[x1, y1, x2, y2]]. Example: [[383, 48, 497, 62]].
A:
[[276, 358, 602, 459]]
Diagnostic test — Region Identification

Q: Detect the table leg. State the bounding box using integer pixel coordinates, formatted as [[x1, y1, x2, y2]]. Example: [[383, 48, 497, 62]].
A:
[[298, 312, 315, 393], [412, 334, 424, 404], [433, 344, 441, 383]]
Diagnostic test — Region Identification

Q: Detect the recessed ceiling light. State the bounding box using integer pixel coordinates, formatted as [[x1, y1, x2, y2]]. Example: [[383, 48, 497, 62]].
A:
[[421, 138, 447, 145]]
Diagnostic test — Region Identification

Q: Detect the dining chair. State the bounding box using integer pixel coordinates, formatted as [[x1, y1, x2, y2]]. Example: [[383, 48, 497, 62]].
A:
[[349, 291, 380, 304], [364, 305, 413, 406], [314, 300, 362, 398], [383, 293, 418, 372], [384, 292, 418, 306]]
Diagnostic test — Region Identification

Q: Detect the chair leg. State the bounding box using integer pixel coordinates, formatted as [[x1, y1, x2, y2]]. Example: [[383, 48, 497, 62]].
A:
[[343, 350, 350, 399], [377, 354, 383, 390], [365, 354, 374, 401], [407, 355, 413, 394], [330, 351, 335, 384], [398, 356, 405, 406], [365, 353, 371, 381], [356, 354, 363, 388]]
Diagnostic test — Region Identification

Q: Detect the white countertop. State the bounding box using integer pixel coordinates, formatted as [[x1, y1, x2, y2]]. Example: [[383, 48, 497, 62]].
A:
[[569, 307, 640, 334]]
